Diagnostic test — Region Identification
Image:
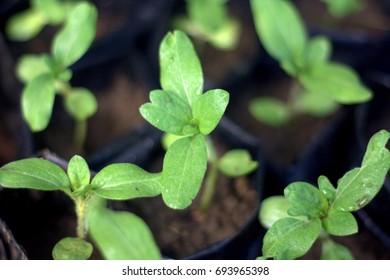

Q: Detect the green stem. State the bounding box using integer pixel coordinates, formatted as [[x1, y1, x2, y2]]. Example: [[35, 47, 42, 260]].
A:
[[198, 136, 219, 213], [75, 198, 88, 239], [74, 119, 87, 154]]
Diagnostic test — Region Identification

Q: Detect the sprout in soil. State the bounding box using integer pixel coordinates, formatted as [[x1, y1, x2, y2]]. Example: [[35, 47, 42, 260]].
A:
[[14, 2, 98, 152], [258, 129, 390, 259], [0, 154, 162, 260], [140, 30, 258, 211], [249, 0, 372, 127]]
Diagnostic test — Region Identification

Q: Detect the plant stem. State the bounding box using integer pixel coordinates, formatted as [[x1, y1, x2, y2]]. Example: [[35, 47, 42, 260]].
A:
[[198, 136, 219, 213], [74, 119, 87, 154], [75, 198, 88, 239]]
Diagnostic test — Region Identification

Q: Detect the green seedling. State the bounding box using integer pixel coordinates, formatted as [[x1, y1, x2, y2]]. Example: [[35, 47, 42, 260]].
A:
[[162, 134, 258, 212], [258, 129, 390, 259], [249, 0, 372, 127], [6, 0, 79, 41], [141, 30, 257, 210], [16, 1, 98, 152], [321, 0, 365, 18], [174, 0, 240, 50], [0, 155, 162, 260]]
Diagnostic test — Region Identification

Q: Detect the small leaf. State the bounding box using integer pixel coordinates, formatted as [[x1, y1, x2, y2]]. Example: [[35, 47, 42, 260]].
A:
[[16, 54, 51, 83], [52, 237, 93, 260], [208, 18, 240, 50], [299, 62, 372, 104], [218, 149, 258, 177], [293, 91, 339, 117], [162, 134, 207, 209], [187, 0, 228, 34], [322, 208, 358, 236], [318, 175, 337, 201], [6, 9, 46, 41], [284, 182, 328, 218], [88, 205, 161, 260], [249, 97, 291, 127], [22, 73, 56, 132], [250, 0, 307, 75], [32, 0, 67, 24], [305, 36, 332, 66], [320, 238, 354, 260], [193, 89, 229, 135], [262, 217, 321, 260], [92, 164, 161, 200], [259, 196, 293, 229], [67, 155, 90, 191], [52, 2, 97, 68], [161, 133, 186, 151], [333, 130, 390, 211], [0, 158, 70, 192], [140, 90, 198, 135], [64, 88, 98, 121], [159, 30, 203, 106]]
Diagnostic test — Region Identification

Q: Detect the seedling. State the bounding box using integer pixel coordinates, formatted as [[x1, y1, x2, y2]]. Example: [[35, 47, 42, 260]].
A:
[[0, 154, 162, 260], [249, 0, 372, 126], [6, 0, 79, 41], [162, 134, 258, 212], [16, 1, 98, 152], [174, 0, 240, 50], [258, 129, 390, 259], [140, 30, 259, 211]]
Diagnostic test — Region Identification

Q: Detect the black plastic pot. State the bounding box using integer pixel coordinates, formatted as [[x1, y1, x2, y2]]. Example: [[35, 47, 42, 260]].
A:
[[0, 217, 27, 260]]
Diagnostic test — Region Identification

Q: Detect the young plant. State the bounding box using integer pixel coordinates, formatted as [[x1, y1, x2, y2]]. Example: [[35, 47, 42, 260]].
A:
[[0, 154, 162, 260], [249, 0, 372, 126], [140, 30, 257, 210], [162, 134, 258, 212], [174, 0, 240, 50], [6, 0, 78, 41], [258, 129, 390, 259], [16, 1, 98, 151]]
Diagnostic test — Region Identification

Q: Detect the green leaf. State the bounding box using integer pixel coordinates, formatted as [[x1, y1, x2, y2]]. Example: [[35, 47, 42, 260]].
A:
[[320, 238, 354, 260], [249, 97, 291, 127], [0, 158, 70, 192], [67, 155, 90, 191], [16, 54, 51, 83], [250, 0, 307, 75], [88, 206, 161, 260], [6, 9, 46, 41], [322, 208, 358, 236], [321, 0, 364, 17], [193, 89, 229, 135], [159, 30, 203, 106], [92, 164, 161, 200], [284, 182, 328, 218], [140, 90, 198, 135], [262, 217, 321, 260], [161, 133, 186, 151], [52, 237, 93, 260], [32, 0, 67, 24], [218, 149, 258, 177], [333, 130, 390, 211], [162, 134, 207, 209], [64, 88, 98, 121], [299, 62, 372, 104], [52, 2, 97, 68], [259, 196, 293, 229], [293, 91, 339, 117], [22, 74, 56, 132], [208, 18, 240, 50], [318, 175, 337, 201], [305, 36, 332, 66]]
